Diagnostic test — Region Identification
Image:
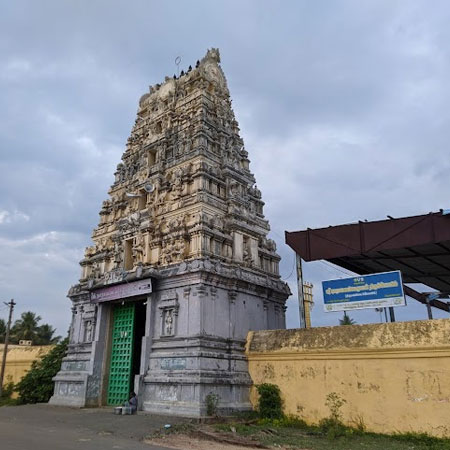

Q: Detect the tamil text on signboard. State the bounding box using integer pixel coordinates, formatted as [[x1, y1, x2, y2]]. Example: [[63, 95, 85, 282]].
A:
[[322, 271, 405, 312], [90, 278, 152, 303]]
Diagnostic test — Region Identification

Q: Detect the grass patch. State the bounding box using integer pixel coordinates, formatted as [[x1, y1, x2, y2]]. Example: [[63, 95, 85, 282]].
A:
[[213, 418, 450, 450], [0, 397, 19, 407], [0, 378, 18, 407], [148, 385, 450, 450], [390, 432, 450, 450], [147, 422, 196, 440]]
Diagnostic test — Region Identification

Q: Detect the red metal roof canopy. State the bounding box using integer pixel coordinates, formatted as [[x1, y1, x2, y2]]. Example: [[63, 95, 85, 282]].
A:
[[285, 211, 450, 312]]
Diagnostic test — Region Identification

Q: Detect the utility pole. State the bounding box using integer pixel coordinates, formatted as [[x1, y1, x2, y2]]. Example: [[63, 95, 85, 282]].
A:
[[0, 299, 16, 397], [296, 254, 306, 328]]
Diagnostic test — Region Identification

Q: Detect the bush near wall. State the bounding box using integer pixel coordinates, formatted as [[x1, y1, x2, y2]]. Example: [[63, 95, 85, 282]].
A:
[[15, 339, 67, 404], [256, 383, 283, 419]]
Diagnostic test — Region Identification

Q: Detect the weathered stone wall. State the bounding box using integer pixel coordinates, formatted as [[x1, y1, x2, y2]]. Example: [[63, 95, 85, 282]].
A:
[[246, 319, 450, 437], [0, 345, 53, 389]]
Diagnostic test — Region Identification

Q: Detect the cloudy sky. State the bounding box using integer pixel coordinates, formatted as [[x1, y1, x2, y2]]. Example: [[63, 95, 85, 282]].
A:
[[1, 0, 450, 335]]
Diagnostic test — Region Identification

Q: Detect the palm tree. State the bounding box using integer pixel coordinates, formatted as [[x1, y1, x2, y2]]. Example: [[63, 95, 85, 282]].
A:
[[11, 312, 41, 343], [36, 324, 60, 345], [339, 311, 356, 326], [9, 311, 60, 345]]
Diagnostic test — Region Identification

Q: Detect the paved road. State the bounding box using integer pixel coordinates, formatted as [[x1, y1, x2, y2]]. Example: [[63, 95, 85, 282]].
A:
[[0, 404, 188, 450]]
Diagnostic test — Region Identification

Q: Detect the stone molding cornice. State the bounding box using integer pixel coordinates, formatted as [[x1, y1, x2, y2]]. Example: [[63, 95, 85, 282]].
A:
[[246, 346, 450, 361]]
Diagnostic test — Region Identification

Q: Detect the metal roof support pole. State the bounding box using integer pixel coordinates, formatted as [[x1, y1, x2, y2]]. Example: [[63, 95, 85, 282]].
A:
[[296, 253, 306, 328], [424, 292, 441, 319], [389, 307, 396, 322], [403, 285, 448, 316], [426, 298, 434, 320]]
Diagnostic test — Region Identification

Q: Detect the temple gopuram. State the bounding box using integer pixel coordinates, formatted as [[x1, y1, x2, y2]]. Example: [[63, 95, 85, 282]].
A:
[[50, 48, 290, 416]]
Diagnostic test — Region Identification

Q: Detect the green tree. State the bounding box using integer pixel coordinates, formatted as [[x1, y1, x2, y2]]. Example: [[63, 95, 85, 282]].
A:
[[36, 324, 60, 345], [339, 312, 356, 326], [11, 311, 41, 343], [15, 338, 68, 404], [10, 311, 59, 345], [0, 318, 6, 343]]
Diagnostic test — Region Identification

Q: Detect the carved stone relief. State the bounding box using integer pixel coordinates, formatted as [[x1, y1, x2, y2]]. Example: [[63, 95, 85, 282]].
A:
[[76, 47, 284, 283], [159, 292, 179, 337]]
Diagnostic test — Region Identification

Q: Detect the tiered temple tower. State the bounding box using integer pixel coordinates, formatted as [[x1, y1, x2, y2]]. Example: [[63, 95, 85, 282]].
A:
[[50, 49, 290, 415]]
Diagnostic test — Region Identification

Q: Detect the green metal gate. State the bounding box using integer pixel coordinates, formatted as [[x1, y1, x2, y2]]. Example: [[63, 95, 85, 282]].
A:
[[107, 303, 135, 405]]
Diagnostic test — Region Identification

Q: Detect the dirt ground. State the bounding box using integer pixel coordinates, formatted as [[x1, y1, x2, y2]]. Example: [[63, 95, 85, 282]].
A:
[[146, 434, 267, 450]]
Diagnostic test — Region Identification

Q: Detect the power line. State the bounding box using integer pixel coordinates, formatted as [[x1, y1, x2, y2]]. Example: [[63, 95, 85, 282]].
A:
[[266, 228, 296, 281], [282, 253, 296, 281], [318, 260, 356, 278], [269, 227, 355, 281]]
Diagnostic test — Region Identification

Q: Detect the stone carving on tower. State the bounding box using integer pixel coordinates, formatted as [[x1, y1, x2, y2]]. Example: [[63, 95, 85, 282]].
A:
[[78, 48, 283, 283], [51, 49, 290, 415]]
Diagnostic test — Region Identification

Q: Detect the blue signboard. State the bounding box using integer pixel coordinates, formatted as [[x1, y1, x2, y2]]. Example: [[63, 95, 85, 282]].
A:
[[322, 271, 405, 312]]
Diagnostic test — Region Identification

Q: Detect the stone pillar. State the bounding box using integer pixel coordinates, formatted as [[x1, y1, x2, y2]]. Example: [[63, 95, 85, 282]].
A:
[[135, 293, 154, 402], [250, 237, 259, 266], [86, 302, 110, 406], [233, 232, 243, 261]]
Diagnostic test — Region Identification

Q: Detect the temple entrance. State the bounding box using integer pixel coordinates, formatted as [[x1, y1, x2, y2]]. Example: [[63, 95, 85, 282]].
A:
[[107, 300, 146, 405]]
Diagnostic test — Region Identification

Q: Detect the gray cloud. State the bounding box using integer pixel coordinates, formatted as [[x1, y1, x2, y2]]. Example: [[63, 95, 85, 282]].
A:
[[1, 0, 449, 333]]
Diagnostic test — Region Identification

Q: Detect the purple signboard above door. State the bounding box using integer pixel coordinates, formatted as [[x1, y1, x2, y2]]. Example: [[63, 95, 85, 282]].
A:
[[90, 279, 152, 303]]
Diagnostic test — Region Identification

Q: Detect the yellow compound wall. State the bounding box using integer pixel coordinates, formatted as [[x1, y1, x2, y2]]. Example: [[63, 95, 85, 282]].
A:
[[0, 344, 53, 387], [246, 319, 450, 437]]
